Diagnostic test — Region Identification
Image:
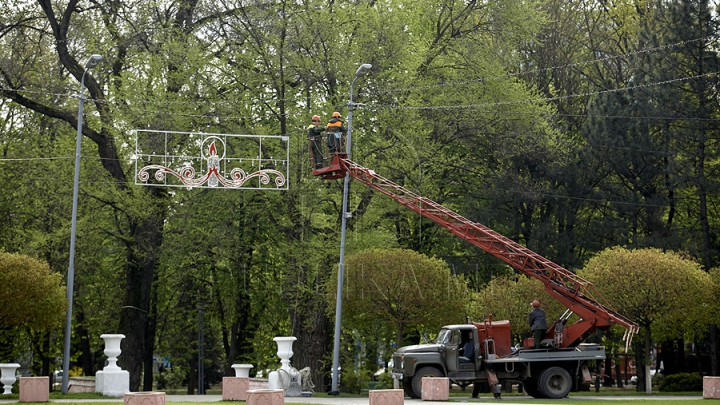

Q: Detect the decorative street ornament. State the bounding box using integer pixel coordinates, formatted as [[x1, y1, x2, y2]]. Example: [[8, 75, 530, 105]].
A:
[[134, 130, 289, 190]]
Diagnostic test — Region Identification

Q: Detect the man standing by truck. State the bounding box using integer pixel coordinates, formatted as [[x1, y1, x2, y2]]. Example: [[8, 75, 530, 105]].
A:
[[529, 300, 547, 349]]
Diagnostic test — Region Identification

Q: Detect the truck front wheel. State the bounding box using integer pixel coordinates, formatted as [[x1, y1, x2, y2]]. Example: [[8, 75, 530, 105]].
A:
[[538, 367, 572, 399], [402, 379, 415, 398], [410, 366, 443, 398]]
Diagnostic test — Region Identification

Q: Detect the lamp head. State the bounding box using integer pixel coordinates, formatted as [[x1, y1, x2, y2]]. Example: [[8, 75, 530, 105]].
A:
[[84, 55, 103, 69], [355, 63, 372, 77]]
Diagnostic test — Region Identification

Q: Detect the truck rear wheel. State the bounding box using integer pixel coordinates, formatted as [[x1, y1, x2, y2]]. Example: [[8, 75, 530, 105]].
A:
[[410, 366, 443, 399], [538, 367, 572, 399]]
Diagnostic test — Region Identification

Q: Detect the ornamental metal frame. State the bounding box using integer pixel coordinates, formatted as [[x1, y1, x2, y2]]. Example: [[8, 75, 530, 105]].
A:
[[134, 130, 289, 190]]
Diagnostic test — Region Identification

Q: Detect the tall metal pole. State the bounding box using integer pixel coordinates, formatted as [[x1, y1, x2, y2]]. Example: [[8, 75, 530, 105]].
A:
[[330, 63, 372, 395], [63, 55, 101, 394], [198, 302, 205, 395]]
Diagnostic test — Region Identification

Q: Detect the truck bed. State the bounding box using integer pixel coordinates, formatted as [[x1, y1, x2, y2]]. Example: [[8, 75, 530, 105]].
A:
[[485, 344, 606, 364]]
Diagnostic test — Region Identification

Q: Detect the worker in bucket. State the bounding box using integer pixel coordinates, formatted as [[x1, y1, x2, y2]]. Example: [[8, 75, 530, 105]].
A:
[[325, 111, 346, 154], [307, 114, 325, 169]]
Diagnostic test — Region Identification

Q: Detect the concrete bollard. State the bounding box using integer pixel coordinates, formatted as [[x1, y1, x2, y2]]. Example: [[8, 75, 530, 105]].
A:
[[19, 377, 49, 402], [369, 389, 404, 405]]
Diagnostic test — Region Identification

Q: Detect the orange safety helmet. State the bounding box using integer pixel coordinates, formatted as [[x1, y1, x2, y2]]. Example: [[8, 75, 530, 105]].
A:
[[332, 111, 341, 118], [311, 115, 321, 121]]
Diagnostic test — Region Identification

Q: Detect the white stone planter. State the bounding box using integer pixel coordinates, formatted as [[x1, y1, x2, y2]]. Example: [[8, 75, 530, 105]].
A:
[[272, 337, 296, 371], [96, 334, 129, 396], [0, 363, 20, 395], [232, 364, 253, 378], [100, 334, 124, 370], [268, 337, 301, 395]]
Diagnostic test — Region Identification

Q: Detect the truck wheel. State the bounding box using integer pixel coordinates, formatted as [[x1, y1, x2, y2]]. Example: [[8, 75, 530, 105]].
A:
[[411, 366, 443, 399], [522, 378, 544, 398], [402, 379, 415, 398], [538, 367, 572, 399]]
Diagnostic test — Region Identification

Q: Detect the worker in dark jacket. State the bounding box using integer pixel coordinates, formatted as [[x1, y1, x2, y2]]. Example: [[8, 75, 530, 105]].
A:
[[529, 299, 547, 349], [307, 115, 325, 169], [459, 333, 474, 363], [326, 111, 346, 154]]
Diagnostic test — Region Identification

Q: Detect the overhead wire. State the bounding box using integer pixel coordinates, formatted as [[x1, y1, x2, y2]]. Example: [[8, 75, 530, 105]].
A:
[[369, 71, 720, 112], [5, 67, 714, 122], [0, 34, 715, 113], [0, 28, 715, 210], [374, 35, 717, 95]]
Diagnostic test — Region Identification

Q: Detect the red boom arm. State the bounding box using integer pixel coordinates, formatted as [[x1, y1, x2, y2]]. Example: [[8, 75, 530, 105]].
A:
[[325, 157, 638, 348]]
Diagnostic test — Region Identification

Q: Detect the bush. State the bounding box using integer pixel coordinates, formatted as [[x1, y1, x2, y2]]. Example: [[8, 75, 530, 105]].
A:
[[155, 368, 186, 394], [374, 370, 393, 389], [658, 373, 702, 392], [341, 369, 371, 394]]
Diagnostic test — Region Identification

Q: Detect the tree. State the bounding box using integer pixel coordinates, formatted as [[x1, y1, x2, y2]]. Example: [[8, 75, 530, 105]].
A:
[[469, 274, 566, 342], [578, 247, 713, 392], [0, 251, 66, 361], [329, 248, 469, 350]]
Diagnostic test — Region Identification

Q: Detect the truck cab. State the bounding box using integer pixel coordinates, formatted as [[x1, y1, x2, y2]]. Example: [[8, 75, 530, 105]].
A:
[[391, 324, 487, 398]]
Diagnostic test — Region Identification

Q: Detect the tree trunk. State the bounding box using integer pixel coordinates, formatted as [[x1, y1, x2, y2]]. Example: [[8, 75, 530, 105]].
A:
[[76, 309, 93, 376], [645, 328, 652, 394], [603, 352, 612, 386], [220, 263, 252, 375], [143, 278, 159, 391], [117, 202, 166, 391], [187, 357, 197, 395], [635, 337, 645, 392], [396, 323, 404, 353], [711, 325, 719, 376], [290, 307, 329, 393]]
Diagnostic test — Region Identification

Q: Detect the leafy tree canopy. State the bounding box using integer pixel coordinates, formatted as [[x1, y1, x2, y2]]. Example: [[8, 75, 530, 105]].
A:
[[0, 251, 66, 331], [328, 248, 469, 348], [469, 274, 566, 340], [578, 247, 714, 342]]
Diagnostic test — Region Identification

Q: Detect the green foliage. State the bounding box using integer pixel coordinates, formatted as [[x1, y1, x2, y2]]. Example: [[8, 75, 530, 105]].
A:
[[340, 368, 372, 395], [0, 251, 66, 331], [4, 0, 720, 390], [469, 275, 568, 340], [658, 373, 703, 392], [330, 248, 469, 349], [374, 369, 394, 390], [155, 367, 187, 394], [578, 247, 714, 342]]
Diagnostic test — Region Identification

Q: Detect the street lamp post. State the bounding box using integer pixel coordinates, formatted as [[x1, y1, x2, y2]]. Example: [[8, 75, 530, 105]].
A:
[[330, 63, 372, 395], [62, 54, 102, 394]]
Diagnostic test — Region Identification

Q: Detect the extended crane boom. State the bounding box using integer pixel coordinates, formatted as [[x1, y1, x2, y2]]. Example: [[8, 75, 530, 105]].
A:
[[318, 156, 638, 349]]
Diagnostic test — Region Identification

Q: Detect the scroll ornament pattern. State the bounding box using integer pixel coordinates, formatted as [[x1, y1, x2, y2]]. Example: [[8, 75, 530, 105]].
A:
[[137, 140, 286, 188]]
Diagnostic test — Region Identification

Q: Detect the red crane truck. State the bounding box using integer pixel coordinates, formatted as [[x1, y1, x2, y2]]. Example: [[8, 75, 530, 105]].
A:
[[312, 152, 639, 399]]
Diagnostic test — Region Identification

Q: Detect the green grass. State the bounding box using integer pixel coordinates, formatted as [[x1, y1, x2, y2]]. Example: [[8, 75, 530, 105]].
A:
[[6, 399, 704, 405], [456, 401, 701, 404], [0, 386, 703, 405], [0, 392, 109, 400]]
